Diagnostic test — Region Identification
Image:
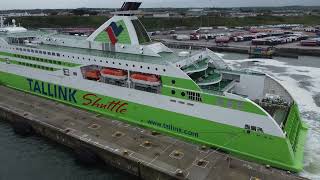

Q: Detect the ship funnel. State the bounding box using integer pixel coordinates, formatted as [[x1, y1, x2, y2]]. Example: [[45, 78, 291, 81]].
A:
[[86, 2, 151, 46], [120, 2, 142, 11]]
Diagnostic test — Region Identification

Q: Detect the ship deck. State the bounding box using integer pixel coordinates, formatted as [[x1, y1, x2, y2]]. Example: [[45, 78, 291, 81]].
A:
[[0, 85, 308, 180], [1, 30, 202, 65]]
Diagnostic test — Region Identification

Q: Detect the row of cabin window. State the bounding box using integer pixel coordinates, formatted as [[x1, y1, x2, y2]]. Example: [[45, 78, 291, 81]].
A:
[[17, 61, 55, 71], [171, 89, 202, 102], [14, 54, 63, 66], [170, 79, 202, 102], [217, 98, 244, 110], [14, 47, 168, 73], [170, 99, 194, 106], [171, 88, 245, 110], [64, 54, 167, 72], [15, 47, 61, 57]]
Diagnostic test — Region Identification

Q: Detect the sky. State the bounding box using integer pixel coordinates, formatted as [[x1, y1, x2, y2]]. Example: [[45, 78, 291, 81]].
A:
[[1, 0, 320, 10]]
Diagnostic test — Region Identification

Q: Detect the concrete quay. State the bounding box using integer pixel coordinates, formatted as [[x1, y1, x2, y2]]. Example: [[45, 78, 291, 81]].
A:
[[0, 86, 309, 180]]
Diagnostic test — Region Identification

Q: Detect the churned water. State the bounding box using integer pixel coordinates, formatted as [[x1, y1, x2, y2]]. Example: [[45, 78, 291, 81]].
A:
[[0, 52, 319, 180]]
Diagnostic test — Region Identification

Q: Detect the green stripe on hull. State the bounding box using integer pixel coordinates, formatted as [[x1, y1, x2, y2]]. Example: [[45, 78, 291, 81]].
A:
[[0, 58, 59, 71], [0, 51, 81, 67], [161, 76, 267, 116], [0, 71, 306, 172]]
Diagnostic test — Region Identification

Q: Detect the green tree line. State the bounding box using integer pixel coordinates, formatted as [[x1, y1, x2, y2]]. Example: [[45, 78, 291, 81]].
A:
[[6, 15, 320, 30]]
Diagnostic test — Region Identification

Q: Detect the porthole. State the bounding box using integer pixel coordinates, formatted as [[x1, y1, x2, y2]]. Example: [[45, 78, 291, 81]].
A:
[[126, 64, 128, 66], [171, 80, 176, 84], [171, 90, 176, 95], [155, 68, 158, 71], [147, 67, 150, 69], [181, 92, 185, 97], [113, 62, 115, 64], [119, 63, 121, 65], [163, 69, 166, 72], [140, 66, 143, 68], [133, 65, 135, 67]]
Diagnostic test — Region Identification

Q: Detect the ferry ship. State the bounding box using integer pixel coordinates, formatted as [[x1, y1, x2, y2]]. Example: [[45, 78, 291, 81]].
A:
[[0, 3, 308, 172]]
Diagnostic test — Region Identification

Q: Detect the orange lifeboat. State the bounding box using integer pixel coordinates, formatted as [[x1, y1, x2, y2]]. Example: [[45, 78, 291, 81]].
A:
[[130, 73, 161, 86], [100, 68, 127, 80], [85, 70, 100, 81]]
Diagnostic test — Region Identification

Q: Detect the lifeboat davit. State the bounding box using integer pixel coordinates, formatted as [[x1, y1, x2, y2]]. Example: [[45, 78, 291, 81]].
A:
[[100, 68, 127, 80], [85, 70, 100, 81], [130, 73, 161, 86]]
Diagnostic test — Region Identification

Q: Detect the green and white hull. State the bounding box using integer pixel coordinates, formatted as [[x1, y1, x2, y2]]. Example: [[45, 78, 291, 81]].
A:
[[0, 7, 307, 172]]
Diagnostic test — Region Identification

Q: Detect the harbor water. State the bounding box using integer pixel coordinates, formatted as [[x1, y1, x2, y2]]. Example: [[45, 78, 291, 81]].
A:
[[0, 121, 137, 180], [0, 52, 319, 180]]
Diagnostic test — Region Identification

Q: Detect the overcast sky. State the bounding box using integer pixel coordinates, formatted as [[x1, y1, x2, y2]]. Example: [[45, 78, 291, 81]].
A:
[[1, 0, 320, 10]]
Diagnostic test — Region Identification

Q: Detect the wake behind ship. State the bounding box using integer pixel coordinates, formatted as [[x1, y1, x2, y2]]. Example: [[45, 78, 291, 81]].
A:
[[0, 2, 308, 172]]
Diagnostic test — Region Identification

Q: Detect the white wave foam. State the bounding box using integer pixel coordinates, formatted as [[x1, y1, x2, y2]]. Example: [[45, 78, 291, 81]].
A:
[[226, 58, 320, 112], [214, 52, 225, 58]]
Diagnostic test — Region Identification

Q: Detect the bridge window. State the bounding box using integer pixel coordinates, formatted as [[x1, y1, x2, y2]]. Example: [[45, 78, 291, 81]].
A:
[[187, 91, 202, 102], [237, 101, 244, 109], [250, 126, 257, 131], [63, 69, 70, 76], [227, 101, 233, 108], [244, 124, 263, 134], [257, 128, 264, 133], [217, 98, 224, 106]]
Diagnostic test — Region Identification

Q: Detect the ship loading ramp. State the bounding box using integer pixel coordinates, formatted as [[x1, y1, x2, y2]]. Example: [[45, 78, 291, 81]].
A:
[[0, 86, 308, 180]]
